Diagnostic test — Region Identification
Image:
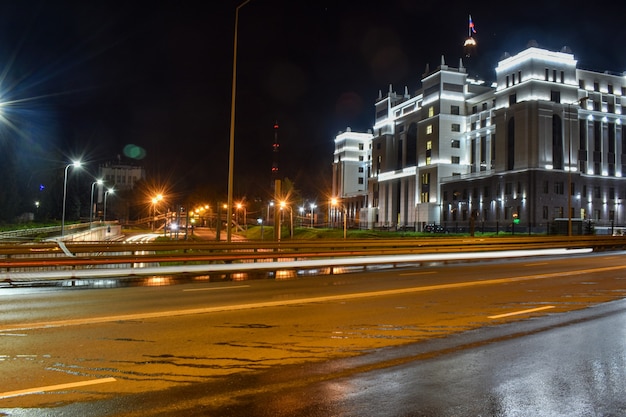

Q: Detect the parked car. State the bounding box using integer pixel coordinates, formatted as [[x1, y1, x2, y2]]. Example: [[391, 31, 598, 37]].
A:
[[423, 224, 446, 233]]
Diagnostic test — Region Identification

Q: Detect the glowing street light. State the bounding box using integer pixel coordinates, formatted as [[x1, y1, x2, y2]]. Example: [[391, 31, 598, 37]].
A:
[[104, 188, 114, 222], [151, 194, 163, 231], [61, 160, 82, 237], [89, 179, 104, 229], [236, 202, 247, 230]]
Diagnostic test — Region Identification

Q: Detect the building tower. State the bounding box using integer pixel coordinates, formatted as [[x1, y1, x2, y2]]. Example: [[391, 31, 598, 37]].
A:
[[271, 121, 281, 239], [271, 121, 280, 189]]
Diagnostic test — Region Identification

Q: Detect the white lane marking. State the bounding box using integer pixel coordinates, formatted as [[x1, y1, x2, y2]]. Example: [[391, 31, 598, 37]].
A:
[[0, 377, 116, 399], [2, 264, 623, 333], [183, 285, 250, 292], [398, 271, 437, 276], [488, 305, 555, 319]]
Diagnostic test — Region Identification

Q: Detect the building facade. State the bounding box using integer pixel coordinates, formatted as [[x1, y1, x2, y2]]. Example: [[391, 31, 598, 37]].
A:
[[331, 128, 373, 227], [335, 45, 626, 233], [99, 162, 145, 191]]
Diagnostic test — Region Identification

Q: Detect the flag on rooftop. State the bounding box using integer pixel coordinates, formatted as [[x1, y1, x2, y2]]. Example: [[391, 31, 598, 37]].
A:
[[469, 15, 476, 35]]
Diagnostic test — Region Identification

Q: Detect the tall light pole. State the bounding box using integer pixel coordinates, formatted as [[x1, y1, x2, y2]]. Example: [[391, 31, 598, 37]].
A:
[[89, 179, 103, 229], [61, 160, 82, 237], [152, 194, 163, 231], [332, 198, 347, 239], [267, 201, 274, 225], [236, 202, 247, 230], [567, 96, 588, 236], [227, 0, 252, 243], [104, 188, 114, 222], [310, 203, 316, 228]]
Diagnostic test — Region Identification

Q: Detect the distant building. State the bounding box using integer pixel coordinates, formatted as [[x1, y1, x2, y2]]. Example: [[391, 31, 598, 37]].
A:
[[331, 128, 373, 226], [99, 162, 145, 191], [334, 44, 626, 233]]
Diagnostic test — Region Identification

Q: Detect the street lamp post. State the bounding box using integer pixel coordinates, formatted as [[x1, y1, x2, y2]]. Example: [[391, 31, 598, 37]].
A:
[[332, 198, 347, 239], [89, 179, 103, 229], [152, 194, 163, 231], [104, 188, 114, 222], [278, 201, 284, 242], [567, 96, 588, 236], [310, 203, 316, 228], [61, 160, 82, 237], [267, 201, 274, 226], [227, 0, 252, 243], [236, 203, 247, 230]]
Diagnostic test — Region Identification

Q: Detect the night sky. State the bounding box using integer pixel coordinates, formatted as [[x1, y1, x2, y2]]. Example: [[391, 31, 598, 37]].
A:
[[1, 0, 625, 209]]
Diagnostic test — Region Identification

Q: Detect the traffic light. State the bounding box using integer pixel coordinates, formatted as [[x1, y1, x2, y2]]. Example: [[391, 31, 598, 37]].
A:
[[513, 213, 520, 224]]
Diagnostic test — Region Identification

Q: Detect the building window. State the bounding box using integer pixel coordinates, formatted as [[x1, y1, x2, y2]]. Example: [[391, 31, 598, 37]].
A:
[[451, 124, 461, 132], [426, 140, 432, 150], [359, 155, 364, 161], [509, 94, 517, 106], [428, 106, 434, 117], [543, 206, 549, 219], [505, 182, 513, 195], [551, 90, 560, 103], [594, 82, 599, 92], [426, 156, 431, 165], [451, 105, 460, 115], [554, 182, 564, 194], [507, 118, 515, 170], [451, 139, 460, 148], [552, 115, 564, 170], [543, 181, 549, 193], [358, 177, 364, 184], [358, 143, 364, 150], [426, 125, 433, 134], [451, 156, 460, 164], [358, 167, 364, 173], [554, 207, 564, 218]]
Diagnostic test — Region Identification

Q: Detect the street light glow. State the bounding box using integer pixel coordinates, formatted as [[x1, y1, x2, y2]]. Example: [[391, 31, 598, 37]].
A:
[[90, 179, 104, 229], [61, 160, 83, 237], [104, 188, 114, 222]]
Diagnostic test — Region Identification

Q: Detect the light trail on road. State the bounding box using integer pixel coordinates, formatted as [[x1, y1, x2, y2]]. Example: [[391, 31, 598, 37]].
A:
[[2, 261, 624, 333]]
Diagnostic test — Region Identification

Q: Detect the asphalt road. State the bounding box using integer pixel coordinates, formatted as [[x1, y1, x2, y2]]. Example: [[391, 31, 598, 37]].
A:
[[1, 250, 626, 416]]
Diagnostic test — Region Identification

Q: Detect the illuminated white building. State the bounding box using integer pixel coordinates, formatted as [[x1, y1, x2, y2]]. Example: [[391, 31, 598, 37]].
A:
[[342, 44, 626, 233], [331, 128, 372, 226]]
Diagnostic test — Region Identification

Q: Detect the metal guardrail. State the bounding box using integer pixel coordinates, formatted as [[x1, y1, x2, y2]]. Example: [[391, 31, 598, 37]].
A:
[[1, 235, 625, 282], [0, 247, 596, 282]]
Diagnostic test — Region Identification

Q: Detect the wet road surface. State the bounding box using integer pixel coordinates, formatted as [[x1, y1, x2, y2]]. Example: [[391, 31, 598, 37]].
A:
[[1, 251, 626, 416]]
